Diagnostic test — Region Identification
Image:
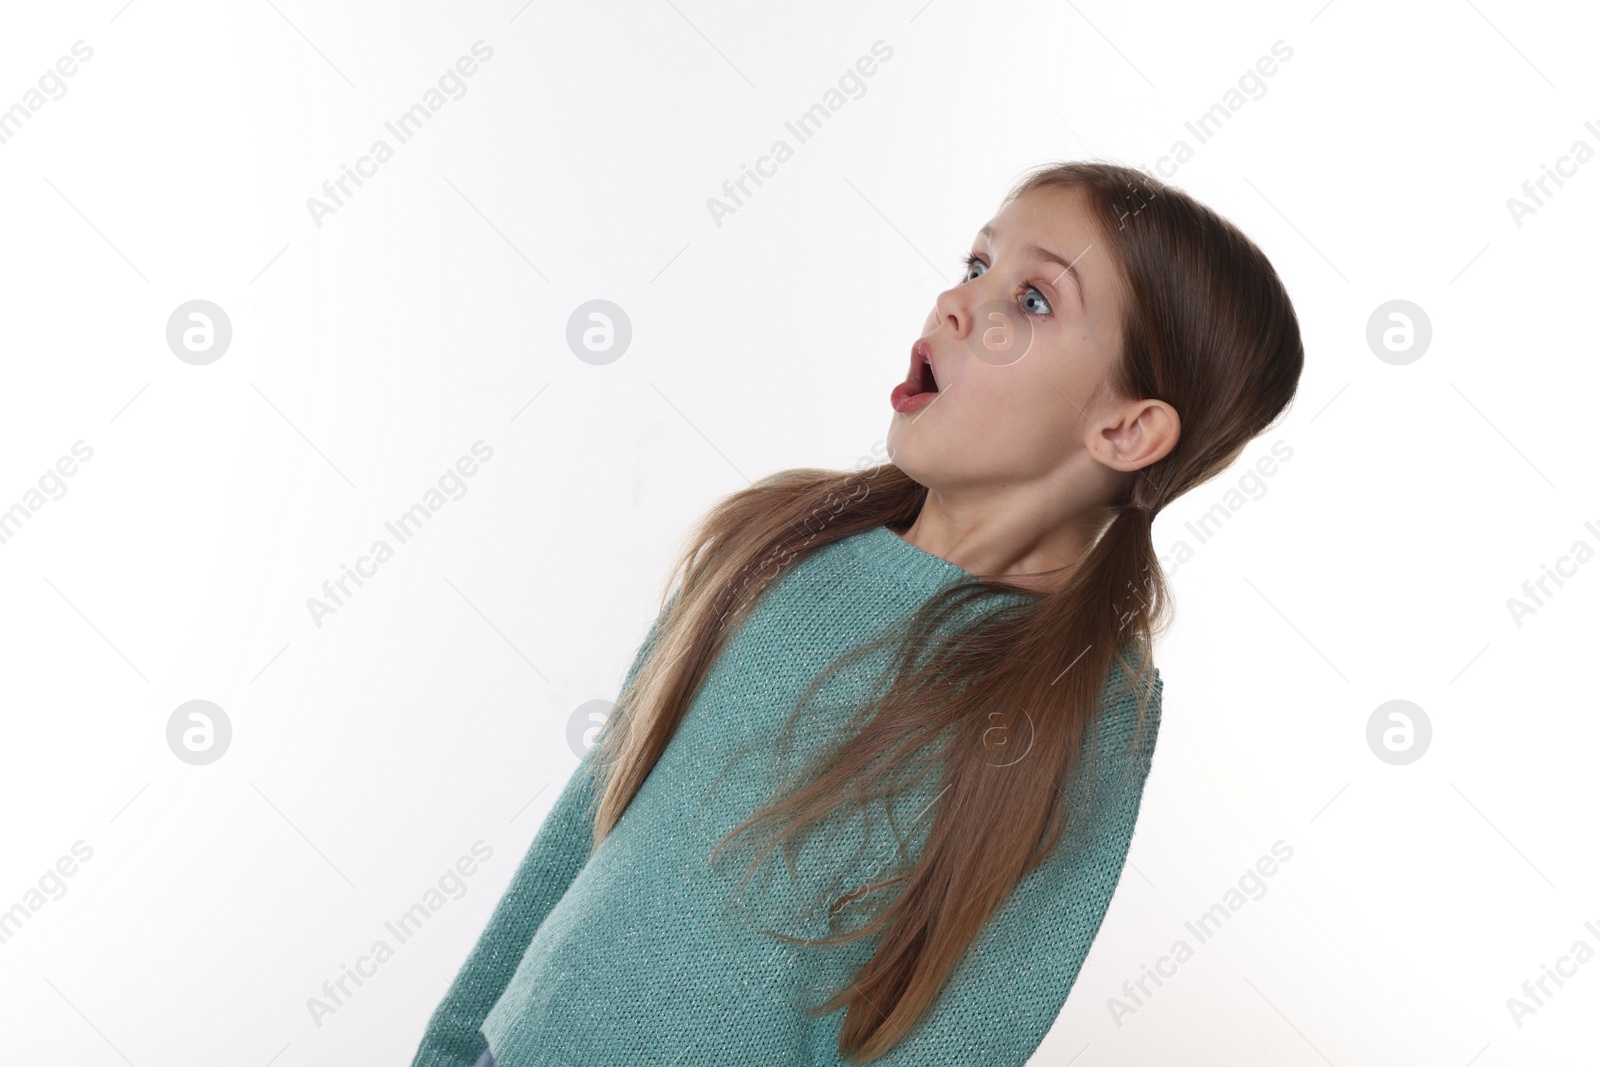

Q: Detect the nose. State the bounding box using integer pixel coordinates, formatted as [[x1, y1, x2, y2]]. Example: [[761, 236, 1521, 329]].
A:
[[929, 279, 975, 341]]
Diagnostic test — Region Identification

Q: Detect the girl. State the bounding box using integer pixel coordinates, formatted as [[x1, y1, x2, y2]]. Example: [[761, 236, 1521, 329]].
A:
[[411, 160, 1304, 1066]]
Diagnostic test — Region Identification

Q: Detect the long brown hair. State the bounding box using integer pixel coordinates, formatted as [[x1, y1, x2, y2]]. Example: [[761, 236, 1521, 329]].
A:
[[589, 161, 1304, 1060]]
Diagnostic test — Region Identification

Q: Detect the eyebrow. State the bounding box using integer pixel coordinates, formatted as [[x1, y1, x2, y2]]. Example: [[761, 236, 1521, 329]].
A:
[[976, 223, 1090, 310]]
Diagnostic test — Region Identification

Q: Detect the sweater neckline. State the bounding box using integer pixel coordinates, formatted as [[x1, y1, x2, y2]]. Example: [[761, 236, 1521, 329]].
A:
[[858, 522, 979, 587]]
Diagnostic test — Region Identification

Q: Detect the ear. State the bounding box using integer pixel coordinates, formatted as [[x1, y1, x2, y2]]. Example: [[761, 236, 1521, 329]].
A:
[[1087, 398, 1180, 472]]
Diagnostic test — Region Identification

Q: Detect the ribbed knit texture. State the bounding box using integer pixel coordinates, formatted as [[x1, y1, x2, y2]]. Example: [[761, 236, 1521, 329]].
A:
[[411, 523, 1162, 1067]]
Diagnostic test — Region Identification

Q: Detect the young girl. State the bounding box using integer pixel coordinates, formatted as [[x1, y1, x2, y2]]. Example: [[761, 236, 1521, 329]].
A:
[[411, 161, 1304, 1066]]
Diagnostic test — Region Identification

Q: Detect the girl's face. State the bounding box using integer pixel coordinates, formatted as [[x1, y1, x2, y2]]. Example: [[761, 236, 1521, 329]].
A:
[[887, 186, 1132, 493]]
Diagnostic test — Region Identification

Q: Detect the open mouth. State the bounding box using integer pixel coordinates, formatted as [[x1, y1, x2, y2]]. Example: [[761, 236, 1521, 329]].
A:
[[910, 340, 939, 395], [890, 339, 941, 414]]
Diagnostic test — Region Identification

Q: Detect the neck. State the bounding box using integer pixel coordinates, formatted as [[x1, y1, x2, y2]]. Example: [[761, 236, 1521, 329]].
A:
[[894, 496, 1112, 596]]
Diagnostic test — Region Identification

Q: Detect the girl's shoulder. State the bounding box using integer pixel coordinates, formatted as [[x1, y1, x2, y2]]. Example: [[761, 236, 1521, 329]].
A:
[[1084, 649, 1163, 766]]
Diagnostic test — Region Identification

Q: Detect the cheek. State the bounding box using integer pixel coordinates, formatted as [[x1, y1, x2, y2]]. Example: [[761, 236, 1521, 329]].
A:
[[959, 365, 1058, 440], [1036, 336, 1108, 409], [1007, 347, 1065, 405], [985, 349, 1088, 441]]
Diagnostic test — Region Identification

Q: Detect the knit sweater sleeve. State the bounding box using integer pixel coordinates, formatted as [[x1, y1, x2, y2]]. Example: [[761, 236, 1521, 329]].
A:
[[860, 673, 1163, 1067], [409, 607, 668, 1067]]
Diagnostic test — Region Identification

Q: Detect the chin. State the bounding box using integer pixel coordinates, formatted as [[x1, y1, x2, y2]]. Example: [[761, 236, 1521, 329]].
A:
[[883, 429, 931, 483]]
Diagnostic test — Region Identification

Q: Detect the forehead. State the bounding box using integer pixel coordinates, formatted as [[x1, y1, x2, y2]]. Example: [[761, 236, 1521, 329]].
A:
[[980, 186, 1122, 315], [982, 185, 1098, 253]]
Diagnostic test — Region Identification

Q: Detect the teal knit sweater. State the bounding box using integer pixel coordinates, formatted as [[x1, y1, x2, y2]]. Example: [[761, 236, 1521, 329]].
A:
[[411, 523, 1162, 1067]]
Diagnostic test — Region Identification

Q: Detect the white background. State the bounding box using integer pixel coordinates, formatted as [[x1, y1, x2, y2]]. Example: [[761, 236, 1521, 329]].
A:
[[1, 1, 1597, 1064]]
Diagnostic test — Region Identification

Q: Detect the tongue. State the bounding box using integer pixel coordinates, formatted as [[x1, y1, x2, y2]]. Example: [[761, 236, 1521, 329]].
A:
[[890, 378, 928, 407]]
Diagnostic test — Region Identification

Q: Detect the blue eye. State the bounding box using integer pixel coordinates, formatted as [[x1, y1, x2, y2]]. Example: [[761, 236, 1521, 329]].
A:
[[960, 253, 1052, 317]]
